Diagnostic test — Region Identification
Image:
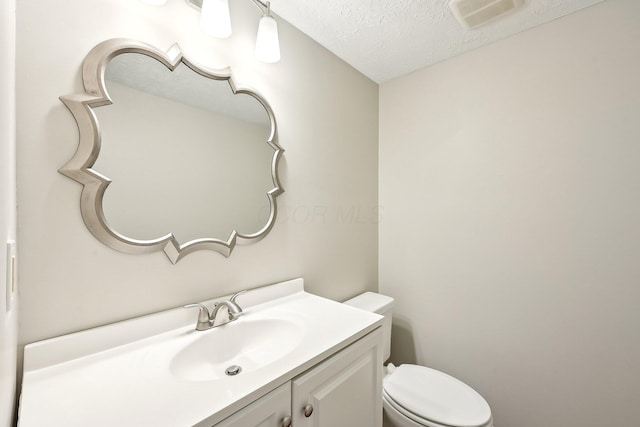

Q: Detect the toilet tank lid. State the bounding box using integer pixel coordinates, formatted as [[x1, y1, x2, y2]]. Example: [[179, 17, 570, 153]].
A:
[[343, 292, 394, 314]]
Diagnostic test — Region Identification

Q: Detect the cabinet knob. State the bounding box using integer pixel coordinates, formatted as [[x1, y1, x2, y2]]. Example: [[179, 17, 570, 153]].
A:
[[303, 404, 314, 417], [281, 416, 292, 427]]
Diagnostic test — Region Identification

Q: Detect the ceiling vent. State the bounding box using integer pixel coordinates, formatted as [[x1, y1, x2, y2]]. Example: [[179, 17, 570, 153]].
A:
[[449, 0, 524, 29]]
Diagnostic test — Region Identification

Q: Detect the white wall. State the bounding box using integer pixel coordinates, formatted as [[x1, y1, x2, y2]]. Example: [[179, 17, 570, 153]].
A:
[[379, 1, 640, 426], [17, 0, 378, 347], [0, 0, 18, 424]]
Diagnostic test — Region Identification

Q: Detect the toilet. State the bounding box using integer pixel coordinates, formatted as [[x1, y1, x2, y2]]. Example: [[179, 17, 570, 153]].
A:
[[344, 292, 493, 427]]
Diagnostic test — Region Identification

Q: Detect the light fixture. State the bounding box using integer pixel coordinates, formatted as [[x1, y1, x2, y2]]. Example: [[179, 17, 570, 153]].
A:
[[200, 0, 232, 38], [183, 0, 281, 63], [254, 2, 280, 63]]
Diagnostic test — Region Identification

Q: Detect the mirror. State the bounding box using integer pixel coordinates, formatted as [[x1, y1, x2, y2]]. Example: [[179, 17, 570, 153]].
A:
[[60, 39, 284, 263]]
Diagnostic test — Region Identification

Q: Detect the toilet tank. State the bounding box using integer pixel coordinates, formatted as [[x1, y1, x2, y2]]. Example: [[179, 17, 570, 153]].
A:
[[343, 292, 394, 361]]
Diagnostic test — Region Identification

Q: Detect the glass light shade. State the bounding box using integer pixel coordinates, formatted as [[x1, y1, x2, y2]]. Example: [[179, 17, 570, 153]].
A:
[[140, 0, 168, 4], [255, 15, 280, 63], [200, 0, 232, 38]]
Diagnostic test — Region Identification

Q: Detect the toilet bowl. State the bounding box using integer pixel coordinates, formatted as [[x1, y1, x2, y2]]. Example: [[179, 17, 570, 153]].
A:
[[343, 292, 493, 427]]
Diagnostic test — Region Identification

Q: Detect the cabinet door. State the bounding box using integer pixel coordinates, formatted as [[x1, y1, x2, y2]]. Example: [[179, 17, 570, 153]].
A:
[[291, 329, 383, 427], [214, 382, 291, 427]]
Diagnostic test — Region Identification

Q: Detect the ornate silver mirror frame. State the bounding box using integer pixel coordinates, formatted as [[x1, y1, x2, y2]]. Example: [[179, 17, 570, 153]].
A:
[[60, 38, 284, 263]]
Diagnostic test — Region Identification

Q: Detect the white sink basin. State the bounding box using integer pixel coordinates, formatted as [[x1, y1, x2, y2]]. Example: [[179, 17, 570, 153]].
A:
[[169, 318, 305, 381]]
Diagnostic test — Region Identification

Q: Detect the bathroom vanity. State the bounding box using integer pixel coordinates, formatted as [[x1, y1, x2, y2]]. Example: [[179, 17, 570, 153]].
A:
[[18, 279, 383, 426], [215, 330, 381, 427]]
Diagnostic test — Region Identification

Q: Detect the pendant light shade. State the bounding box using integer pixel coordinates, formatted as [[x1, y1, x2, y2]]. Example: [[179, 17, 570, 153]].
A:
[[255, 15, 280, 63], [200, 0, 232, 38], [169, 0, 281, 63]]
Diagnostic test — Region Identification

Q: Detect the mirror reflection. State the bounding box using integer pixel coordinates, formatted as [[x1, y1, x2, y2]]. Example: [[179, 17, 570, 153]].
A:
[[94, 53, 275, 244]]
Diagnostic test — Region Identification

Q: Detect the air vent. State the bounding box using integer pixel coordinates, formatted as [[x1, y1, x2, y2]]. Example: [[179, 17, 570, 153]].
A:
[[449, 0, 524, 29]]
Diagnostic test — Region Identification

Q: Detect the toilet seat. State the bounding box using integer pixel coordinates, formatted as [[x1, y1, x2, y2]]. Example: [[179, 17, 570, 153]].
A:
[[383, 364, 492, 427], [383, 391, 459, 427]]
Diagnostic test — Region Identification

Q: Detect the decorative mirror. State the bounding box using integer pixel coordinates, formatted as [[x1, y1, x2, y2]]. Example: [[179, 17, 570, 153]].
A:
[[60, 39, 284, 263]]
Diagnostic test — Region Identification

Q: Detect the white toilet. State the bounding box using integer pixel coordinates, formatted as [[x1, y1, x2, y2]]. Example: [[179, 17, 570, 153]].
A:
[[344, 292, 493, 427]]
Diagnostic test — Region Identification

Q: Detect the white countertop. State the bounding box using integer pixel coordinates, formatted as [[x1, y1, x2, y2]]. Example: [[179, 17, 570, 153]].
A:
[[18, 278, 382, 427]]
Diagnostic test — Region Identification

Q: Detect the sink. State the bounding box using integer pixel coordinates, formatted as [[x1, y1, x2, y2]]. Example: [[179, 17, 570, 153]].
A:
[[20, 278, 384, 427], [169, 318, 305, 381]]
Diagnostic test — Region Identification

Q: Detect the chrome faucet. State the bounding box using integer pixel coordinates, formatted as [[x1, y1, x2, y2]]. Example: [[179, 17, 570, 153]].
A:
[[184, 290, 246, 331]]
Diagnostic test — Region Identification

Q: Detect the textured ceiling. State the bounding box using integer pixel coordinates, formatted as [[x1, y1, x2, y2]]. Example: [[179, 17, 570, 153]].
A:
[[106, 53, 269, 125], [270, 0, 606, 83]]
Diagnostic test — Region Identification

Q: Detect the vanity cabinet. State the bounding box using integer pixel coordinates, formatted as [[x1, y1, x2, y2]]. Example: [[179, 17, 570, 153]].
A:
[[213, 329, 383, 427], [214, 382, 292, 427], [292, 328, 383, 427]]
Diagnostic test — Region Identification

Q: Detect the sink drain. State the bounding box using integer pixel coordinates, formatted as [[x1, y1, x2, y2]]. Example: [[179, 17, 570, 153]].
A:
[[225, 365, 242, 376]]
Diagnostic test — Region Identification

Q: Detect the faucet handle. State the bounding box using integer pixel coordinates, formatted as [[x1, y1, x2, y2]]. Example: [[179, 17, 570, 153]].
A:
[[183, 303, 212, 330], [225, 290, 247, 320], [229, 290, 247, 303]]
